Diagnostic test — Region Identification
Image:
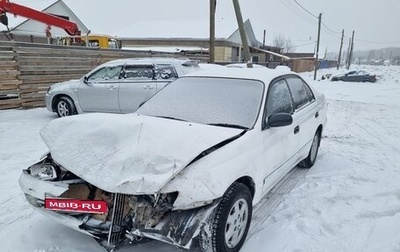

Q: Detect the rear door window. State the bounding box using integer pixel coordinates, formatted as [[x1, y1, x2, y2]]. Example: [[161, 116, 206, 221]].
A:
[[155, 65, 178, 80], [122, 65, 155, 80]]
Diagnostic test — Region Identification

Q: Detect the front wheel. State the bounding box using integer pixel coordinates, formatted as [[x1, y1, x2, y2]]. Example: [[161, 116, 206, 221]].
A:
[[200, 182, 252, 252], [56, 96, 77, 117], [299, 130, 321, 168]]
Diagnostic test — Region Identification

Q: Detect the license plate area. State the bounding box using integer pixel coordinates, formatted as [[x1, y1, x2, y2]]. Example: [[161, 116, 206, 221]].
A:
[[45, 197, 108, 214]]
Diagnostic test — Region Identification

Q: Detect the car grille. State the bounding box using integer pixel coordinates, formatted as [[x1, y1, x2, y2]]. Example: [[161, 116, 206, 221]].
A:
[[107, 193, 126, 246]]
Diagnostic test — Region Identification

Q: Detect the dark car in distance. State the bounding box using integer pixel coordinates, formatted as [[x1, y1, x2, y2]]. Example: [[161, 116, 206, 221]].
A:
[[331, 70, 377, 83]]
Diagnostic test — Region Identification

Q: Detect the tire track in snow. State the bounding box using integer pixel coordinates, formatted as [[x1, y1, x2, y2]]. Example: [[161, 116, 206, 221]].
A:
[[248, 167, 309, 237]]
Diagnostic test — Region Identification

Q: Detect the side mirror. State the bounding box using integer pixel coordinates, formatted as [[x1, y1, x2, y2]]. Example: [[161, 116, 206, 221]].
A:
[[0, 12, 8, 26], [83, 76, 89, 84], [266, 113, 293, 128]]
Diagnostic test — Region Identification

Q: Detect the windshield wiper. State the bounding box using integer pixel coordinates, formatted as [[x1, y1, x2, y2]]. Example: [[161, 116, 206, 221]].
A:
[[208, 123, 248, 130], [154, 116, 188, 122]]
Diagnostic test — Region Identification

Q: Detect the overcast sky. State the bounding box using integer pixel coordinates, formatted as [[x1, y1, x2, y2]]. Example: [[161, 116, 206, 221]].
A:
[[12, 0, 400, 53]]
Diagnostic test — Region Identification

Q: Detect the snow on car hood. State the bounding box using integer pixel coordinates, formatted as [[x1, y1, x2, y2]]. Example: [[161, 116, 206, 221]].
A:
[[51, 79, 80, 90], [40, 113, 243, 194]]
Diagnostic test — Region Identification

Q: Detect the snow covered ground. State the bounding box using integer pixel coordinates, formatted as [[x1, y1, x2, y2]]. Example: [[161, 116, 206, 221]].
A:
[[0, 65, 399, 251]]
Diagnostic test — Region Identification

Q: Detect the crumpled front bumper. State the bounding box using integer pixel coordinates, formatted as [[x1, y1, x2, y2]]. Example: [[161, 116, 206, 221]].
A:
[[19, 171, 100, 238], [19, 170, 219, 250]]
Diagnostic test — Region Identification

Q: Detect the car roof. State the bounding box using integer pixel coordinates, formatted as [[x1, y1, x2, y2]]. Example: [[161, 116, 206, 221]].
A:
[[102, 58, 197, 67], [225, 63, 267, 68], [183, 66, 296, 85]]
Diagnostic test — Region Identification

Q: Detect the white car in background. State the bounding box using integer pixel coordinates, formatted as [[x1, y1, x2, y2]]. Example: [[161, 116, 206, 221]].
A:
[[20, 67, 327, 252], [45, 58, 200, 117]]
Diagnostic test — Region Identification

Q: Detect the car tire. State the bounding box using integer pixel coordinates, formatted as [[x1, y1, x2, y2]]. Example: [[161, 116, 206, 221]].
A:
[[200, 182, 252, 252], [299, 130, 321, 168], [56, 96, 77, 117]]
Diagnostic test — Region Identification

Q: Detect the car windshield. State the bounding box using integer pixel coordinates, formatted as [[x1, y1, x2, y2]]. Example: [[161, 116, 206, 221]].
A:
[[137, 77, 264, 129]]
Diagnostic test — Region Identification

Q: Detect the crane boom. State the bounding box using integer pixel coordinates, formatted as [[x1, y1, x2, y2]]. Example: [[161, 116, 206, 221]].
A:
[[0, 0, 81, 36]]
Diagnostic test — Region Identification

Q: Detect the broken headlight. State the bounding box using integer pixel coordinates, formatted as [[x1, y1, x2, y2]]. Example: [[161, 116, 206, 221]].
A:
[[29, 164, 57, 181]]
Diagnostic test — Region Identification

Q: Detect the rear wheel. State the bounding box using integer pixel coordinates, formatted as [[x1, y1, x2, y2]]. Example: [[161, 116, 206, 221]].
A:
[[56, 96, 77, 117], [200, 182, 252, 252], [299, 130, 321, 168]]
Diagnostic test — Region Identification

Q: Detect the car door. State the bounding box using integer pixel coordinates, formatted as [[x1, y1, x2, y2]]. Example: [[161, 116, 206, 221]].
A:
[[78, 65, 122, 113], [155, 64, 179, 91], [118, 64, 158, 113], [261, 78, 300, 193], [285, 76, 318, 156]]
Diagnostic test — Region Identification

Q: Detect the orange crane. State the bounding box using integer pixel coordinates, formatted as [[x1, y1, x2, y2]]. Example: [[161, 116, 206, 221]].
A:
[[0, 0, 81, 41]]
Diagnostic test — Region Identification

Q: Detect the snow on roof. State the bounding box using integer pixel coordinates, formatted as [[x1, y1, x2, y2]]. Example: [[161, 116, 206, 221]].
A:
[[114, 19, 238, 39], [121, 46, 208, 53], [185, 66, 295, 85]]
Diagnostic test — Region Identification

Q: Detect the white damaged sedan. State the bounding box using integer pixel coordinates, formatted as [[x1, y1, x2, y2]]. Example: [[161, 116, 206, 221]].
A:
[[19, 67, 327, 252]]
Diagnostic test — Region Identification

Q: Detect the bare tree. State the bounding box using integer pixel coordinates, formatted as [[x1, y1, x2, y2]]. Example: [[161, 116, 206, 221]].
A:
[[273, 34, 294, 53], [367, 50, 376, 64]]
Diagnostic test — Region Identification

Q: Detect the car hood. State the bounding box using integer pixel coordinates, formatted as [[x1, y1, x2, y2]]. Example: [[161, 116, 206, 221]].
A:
[[50, 79, 80, 91], [40, 113, 243, 194]]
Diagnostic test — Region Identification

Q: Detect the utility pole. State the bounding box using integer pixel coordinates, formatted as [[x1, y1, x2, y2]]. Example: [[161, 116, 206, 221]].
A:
[[345, 38, 351, 69], [337, 29, 344, 70], [313, 13, 322, 80], [232, 0, 252, 68], [262, 29, 266, 48], [347, 30, 355, 69], [209, 0, 216, 63]]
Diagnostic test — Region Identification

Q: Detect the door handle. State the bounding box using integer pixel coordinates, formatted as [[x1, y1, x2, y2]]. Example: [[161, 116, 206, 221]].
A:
[[315, 111, 319, 118], [294, 125, 300, 134], [107, 85, 117, 90], [143, 85, 155, 90]]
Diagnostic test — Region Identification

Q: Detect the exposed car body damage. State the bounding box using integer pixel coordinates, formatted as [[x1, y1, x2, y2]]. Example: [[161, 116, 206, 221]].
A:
[[19, 154, 220, 250], [40, 113, 243, 195]]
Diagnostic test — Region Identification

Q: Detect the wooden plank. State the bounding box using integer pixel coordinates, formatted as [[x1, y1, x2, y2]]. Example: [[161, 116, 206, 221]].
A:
[[0, 90, 19, 96], [0, 84, 19, 91], [21, 99, 45, 108], [16, 51, 103, 58], [0, 55, 15, 61], [17, 56, 99, 62], [0, 79, 22, 86], [19, 89, 46, 94], [19, 83, 51, 89], [19, 66, 95, 71], [0, 46, 14, 52], [20, 69, 88, 76], [20, 74, 83, 82], [0, 98, 21, 106], [0, 69, 19, 75], [20, 78, 81, 86], [20, 92, 46, 99], [0, 103, 21, 110], [19, 86, 48, 93], [0, 61, 18, 68]]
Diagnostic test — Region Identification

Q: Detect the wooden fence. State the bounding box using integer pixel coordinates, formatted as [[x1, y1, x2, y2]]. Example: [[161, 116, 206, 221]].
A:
[[0, 41, 207, 110]]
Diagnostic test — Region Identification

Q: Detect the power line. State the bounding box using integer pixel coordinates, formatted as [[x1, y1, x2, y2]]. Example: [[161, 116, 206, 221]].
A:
[[278, 0, 317, 27], [321, 22, 341, 34], [292, 41, 316, 48], [292, 0, 318, 18]]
